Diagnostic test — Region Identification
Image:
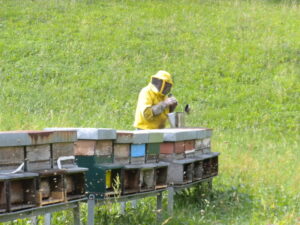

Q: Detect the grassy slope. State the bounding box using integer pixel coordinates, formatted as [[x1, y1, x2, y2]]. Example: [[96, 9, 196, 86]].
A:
[[0, 0, 299, 224]]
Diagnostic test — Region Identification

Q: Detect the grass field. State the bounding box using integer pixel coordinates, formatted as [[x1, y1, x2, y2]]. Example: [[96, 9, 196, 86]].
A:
[[0, 0, 299, 224]]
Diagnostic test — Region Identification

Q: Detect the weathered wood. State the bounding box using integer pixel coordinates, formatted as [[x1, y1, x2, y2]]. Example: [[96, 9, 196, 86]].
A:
[[0, 181, 7, 213], [123, 169, 140, 194], [65, 172, 86, 200], [26, 145, 51, 171], [37, 174, 65, 206], [160, 142, 185, 154], [184, 140, 195, 151], [114, 144, 130, 164], [195, 138, 211, 150], [52, 143, 75, 167], [9, 179, 37, 211], [52, 143, 74, 159], [74, 140, 95, 156], [95, 140, 113, 156], [193, 161, 203, 181], [155, 166, 168, 189], [167, 160, 195, 185], [146, 154, 158, 163], [159, 153, 184, 161], [140, 168, 155, 192], [0, 147, 24, 171], [130, 156, 145, 164]]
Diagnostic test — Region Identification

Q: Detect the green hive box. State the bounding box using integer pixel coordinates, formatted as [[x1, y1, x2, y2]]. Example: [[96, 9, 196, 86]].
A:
[[75, 156, 123, 199]]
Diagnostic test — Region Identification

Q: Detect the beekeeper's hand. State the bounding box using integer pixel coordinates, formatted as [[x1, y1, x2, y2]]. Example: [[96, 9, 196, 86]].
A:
[[164, 97, 177, 106]]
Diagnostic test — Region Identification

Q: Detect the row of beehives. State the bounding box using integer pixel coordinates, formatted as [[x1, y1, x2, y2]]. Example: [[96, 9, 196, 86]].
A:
[[45, 127, 219, 199], [0, 130, 87, 214]]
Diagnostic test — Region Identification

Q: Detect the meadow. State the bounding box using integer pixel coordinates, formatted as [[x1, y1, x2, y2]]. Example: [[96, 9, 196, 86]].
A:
[[0, 0, 299, 224]]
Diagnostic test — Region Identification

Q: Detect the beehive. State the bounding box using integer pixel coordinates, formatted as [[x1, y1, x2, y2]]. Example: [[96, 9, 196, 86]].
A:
[[63, 167, 88, 201], [155, 162, 169, 189], [114, 144, 130, 164], [123, 165, 141, 194], [167, 158, 195, 185], [0, 173, 38, 212], [36, 170, 65, 206]]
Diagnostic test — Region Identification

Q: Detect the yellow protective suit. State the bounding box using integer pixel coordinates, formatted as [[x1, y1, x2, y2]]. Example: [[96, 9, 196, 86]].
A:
[[134, 71, 173, 130]]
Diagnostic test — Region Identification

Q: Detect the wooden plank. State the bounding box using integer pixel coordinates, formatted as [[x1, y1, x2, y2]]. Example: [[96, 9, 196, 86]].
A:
[[26, 145, 51, 171], [95, 140, 113, 156], [0, 147, 24, 170], [74, 141, 95, 156], [114, 144, 130, 164]]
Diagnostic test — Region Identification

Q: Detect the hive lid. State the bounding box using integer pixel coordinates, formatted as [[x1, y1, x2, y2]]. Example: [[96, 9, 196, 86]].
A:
[[45, 128, 116, 140], [0, 130, 55, 147], [150, 128, 212, 141], [0, 130, 77, 147]]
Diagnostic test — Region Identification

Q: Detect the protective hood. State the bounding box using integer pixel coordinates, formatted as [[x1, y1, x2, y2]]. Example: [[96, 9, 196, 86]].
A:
[[150, 70, 173, 95]]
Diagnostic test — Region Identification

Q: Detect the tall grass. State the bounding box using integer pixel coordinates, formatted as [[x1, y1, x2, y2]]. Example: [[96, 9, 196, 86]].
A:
[[0, 0, 299, 224]]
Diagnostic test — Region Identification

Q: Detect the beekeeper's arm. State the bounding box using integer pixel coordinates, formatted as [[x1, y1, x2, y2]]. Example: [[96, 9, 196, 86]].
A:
[[144, 97, 178, 120]]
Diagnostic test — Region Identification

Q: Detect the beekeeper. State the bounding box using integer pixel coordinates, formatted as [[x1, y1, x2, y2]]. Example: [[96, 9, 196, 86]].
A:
[[134, 70, 178, 130]]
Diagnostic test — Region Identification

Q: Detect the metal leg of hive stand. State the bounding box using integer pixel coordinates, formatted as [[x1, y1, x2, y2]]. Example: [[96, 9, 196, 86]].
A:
[[30, 216, 38, 225], [44, 213, 51, 225], [87, 195, 95, 225], [156, 191, 163, 223], [120, 202, 126, 214], [73, 202, 81, 225], [167, 187, 174, 216], [131, 200, 137, 209]]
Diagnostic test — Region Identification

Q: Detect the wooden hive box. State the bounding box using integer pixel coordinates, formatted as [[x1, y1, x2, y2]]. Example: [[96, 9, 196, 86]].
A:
[[167, 158, 196, 185], [26, 144, 51, 171], [123, 165, 141, 194], [0, 146, 24, 172], [63, 167, 88, 201], [0, 173, 38, 212], [0, 175, 8, 213], [195, 138, 211, 155], [193, 160, 204, 181], [98, 164, 123, 198], [139, 164, 156, 192], [146, 143, 160, 163], [0, 130, 58, 172], [36, 169, 65, 206], [51, 130, 77, 168], [75, 156, 123, 199], [113, 143, 130, 164], [184, 140, 196, 158], [130, 144, 146, 164], [200, 152, 220, 178], [155, 162, 169, 189], [159, 141, 185, 161]]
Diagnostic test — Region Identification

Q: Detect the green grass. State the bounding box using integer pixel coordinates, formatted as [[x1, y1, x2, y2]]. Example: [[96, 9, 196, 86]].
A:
[[0, 0, 299, 224]]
